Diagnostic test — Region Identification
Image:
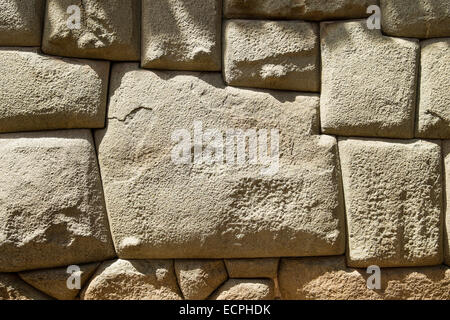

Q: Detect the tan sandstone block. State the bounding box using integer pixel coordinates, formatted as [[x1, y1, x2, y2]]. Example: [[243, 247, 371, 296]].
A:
[[416, 39, 450, 139], [210, 279, 274, 300], [320, 20, 419, 138], [141, 0, 221, 71], [19, 263, 100, 300], [339, 138, 443, 268], [95, 63, 345, 259], [81, 259, 182, 300], [175, 260, 228, 300], [0, 47, 109, 133], [0, 130, 116, 272], [223, 20, 320, 92], [444, 141, 450, 266], [225, 259, 279, 279], [279, 257, 450, 300], [224, 0, 378, 20], [381, 0, 450, 38], [42, 0, 140, 61], [0, 274, 52, 300], [0, 0, 45, 46]]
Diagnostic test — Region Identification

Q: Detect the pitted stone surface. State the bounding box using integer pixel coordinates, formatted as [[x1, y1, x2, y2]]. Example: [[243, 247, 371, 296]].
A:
[[0, 130, 115, 272], [210, 279, 274, 300], [416, 39, 450, 139], [225, 259, 279, 279], [0, 274, 51, 300], [42, 0, 140, 61], [339, 138, 443, 267], [381, 0, 450, 38], [142, 0, 221, 71], [224, 0, 378, 20], [0, 47, 109, 133], [81, 259, 183, 300], [95, 63, 345, 260], [320, 20, 419, 138], [0, 0, 45, 46], [224, 20, 320, 92]]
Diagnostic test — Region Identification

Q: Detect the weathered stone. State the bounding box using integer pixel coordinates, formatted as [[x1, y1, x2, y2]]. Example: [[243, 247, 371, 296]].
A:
[[223, 20, 320, 92], [225, 259, 279, 279], [95, 63, 345, 259], [381, 0, 450, 38], [19, 263, 99, 300], [210, 279, 274, 300], [279, 257, 450, 300], [339, 138, 443, 267], [320, 20, 419, 139], [0, 274, 51, 300], [175, 260, 228, 300], [81, 259, 182, 300], [0, 47, 109, 133], [224, 0, 378, 20], [42, 0, 140, 61], [443, 141, 450, 266], [416, 39, 450, 139], [141, 0, 221, 71], [0, 130, 116, 272], [0, 0, 45, 46]]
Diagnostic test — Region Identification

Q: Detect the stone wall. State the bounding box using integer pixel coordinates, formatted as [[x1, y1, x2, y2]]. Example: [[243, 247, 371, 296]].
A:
[[0, 0, 449, 300]]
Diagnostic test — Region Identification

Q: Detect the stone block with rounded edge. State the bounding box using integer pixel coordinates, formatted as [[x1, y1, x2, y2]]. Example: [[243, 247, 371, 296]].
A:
[[141, 0, 221, 71], [320, 20, 419, 139], [95, 63, 345, 260], [339, 138, 443, 268], [0, 274, 52, 300], [279, 257, 450, 300], [381, 0, 450, 38], [42, 0, 140, 61], [225, 259, 279, 279], [0, 0, 45, 46], [444, 141, 450, 266], [0, 47, 109, 133], [0, 130, 116, 272], [210, 279, 274, 300], [416, 39, 450, 139], [224, 20, 320, 92], [224, 0, 378, 20], [81, 259, 183, 300], [175, 260, 228, 300]]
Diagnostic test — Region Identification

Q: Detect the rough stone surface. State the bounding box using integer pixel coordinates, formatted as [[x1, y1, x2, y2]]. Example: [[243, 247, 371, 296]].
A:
[[0, 0, 45, 46], [320, 20, 419, 139], [339, 138, 443, 268], [0, 130, 116, 272], [225, 259, 279, 279], [416, 39, 450, 139], [19, 263, 100, 300], [81, 259, 182, 300], [95, 63, 345, 259], [224, 0, 378, 20], [279, 257, 450, 300], [0, 47, 109, 133], [141, 0, 221, 71], [223, 20, 320, 92], [175, 260, 228, 300], [210, 279, 274, 300], [444, 141, 450, 266], [42, 0, 140, 61], [381, 0, 450, 38], [0, 274, 51, 300]]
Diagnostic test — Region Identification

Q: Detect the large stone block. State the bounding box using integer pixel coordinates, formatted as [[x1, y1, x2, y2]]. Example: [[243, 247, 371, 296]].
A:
[[81, 259, 183, 300], [223, 20, 320, 92], [42, 0, 140, 61], [225, 258, 279, 279], [0, 48, 109, 133], [320, 20, 419, 138], [444, 141, 450, 266], [381, 0, 450, 38], [0, 130, 116, 272], [339, 138, 443, 267], [210, 279, 274, 300], [141, 0, 221, 71], [224, 0, 378, 20], [0, 274, 51, 300], [279, 257, 450, 300], [416, 39, 450, 139], [95, 63, 345, 259], [0, 0, 45, 46]]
